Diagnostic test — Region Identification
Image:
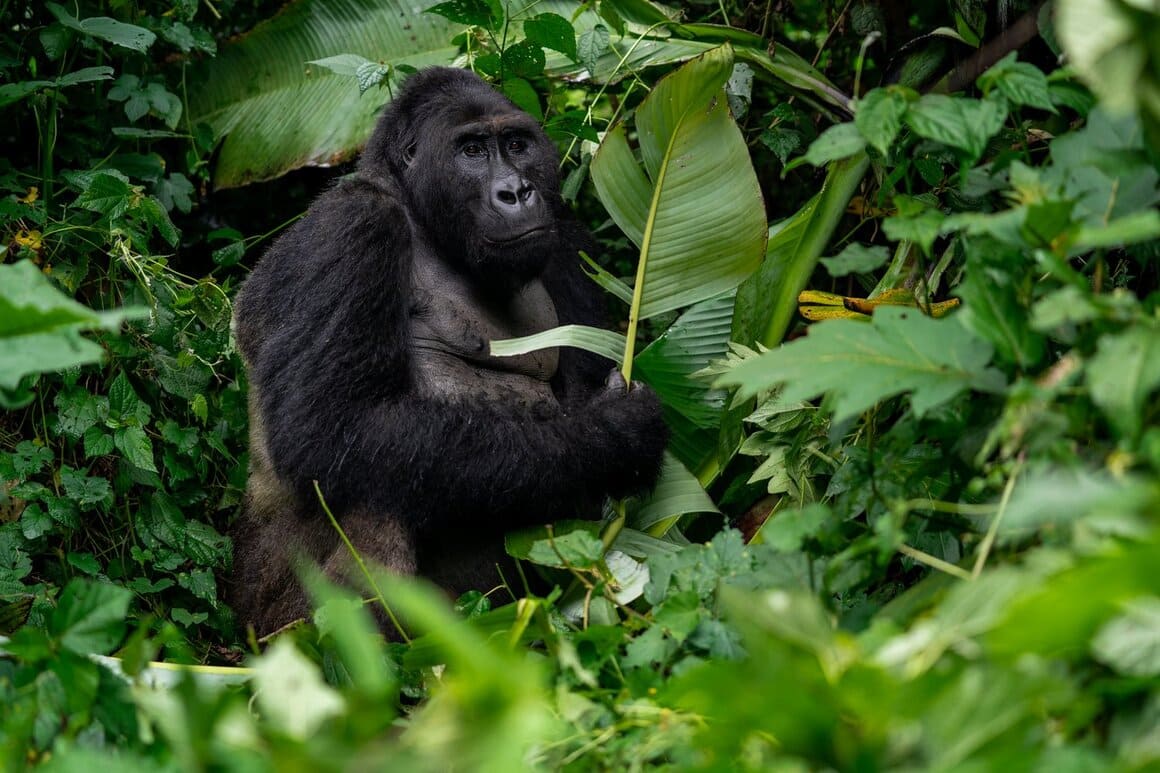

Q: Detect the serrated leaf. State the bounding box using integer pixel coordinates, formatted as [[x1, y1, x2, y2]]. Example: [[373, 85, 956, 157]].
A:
[[50, 579, 132, 655], [755, 504, 831, 551], [60, 467, 112, 509], [955, 269, 1045, 368], [426, 0, 499, 28], [577, 24, 610, 75], [717, 307, 1007, 424], [73, 173, 136, 218], [83, 427, 115, 458], [527, 529, 605, 569], [854, 86, 912, 156], [905, 94, 1006, 161], [355, 61, 392, 94], [107, 372, 144, 421], [67, 552, 101, 575], [501, 39, 546, 79], [977, 53, 1055, 112], [115, 425, 158, 473]]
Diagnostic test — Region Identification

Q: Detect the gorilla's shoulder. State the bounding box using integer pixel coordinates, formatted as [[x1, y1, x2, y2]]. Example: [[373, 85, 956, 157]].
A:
[[305, 173, 407, 226]]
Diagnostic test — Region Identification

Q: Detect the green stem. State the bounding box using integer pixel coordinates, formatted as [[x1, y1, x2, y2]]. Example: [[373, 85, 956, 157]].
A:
[[621, 123, 679, 381], [313, 481, 410, 643], [972, 462, 1021, 579], [898, 543, 972, 581]]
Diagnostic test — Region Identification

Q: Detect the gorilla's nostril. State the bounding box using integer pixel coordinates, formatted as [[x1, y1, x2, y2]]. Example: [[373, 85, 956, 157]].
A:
[[519, 186, 535, 202], [497, 189, 518, 205]]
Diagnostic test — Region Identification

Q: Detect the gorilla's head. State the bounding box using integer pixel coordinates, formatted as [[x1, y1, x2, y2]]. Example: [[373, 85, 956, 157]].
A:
[[360, 68, 564, 291]]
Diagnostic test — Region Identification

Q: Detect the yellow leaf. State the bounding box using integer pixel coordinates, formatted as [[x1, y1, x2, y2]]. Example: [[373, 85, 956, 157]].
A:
[[797, 288, 959, 322], [14, 229, 42, 250]]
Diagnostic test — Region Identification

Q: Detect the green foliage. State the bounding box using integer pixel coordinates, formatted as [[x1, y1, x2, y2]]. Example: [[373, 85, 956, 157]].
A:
[[720, 307, 1008, 423], [2, 0, 1160, 770]]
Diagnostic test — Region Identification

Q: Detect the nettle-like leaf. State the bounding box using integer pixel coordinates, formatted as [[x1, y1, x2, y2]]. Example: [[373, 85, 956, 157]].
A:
[[717, 307, 1007, 424], [0, 261, 145, 395], [904, 93, 1007, 162], [854, 86, 913, 157]]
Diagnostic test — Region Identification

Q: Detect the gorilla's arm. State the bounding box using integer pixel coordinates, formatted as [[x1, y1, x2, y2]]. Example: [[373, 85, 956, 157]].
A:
[[541, 220, 617, 406], [240, 178, 665, 533]]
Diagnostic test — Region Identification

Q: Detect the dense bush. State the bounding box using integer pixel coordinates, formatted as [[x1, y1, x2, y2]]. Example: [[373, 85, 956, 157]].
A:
[[1, 0, 1158, 769]]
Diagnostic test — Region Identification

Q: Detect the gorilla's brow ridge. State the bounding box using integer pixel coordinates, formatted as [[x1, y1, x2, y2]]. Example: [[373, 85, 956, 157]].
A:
[[452, 116, 539, 143]]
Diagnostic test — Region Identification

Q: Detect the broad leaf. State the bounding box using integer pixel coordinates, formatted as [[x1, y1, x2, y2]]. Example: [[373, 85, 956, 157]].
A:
[[49, 579, 132, 656], [718, 307, 1007, 424], [0, 261, 145, 392], [635, 292, 734, 428], [629, 452, 720, 535], [591, 44, 767, 324], [187, 0, 462, 188], [46, 2, 156, 52]]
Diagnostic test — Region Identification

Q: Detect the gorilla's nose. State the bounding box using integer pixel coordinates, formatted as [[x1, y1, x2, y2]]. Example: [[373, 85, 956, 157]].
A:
[[493, 178, 537, 211]]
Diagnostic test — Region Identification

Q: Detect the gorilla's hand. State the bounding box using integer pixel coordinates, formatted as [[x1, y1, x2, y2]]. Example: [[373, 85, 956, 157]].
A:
[[581, 368, 668, 498]]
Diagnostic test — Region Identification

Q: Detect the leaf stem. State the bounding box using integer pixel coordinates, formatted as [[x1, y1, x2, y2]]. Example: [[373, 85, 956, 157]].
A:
[[897, 543, 972, 580], [313, 480, 410, 643], [971, 461, 1021, 579]]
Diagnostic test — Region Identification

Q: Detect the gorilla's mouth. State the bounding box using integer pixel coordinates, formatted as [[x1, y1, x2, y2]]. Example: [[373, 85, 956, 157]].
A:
[[486, 227, 546, 245]]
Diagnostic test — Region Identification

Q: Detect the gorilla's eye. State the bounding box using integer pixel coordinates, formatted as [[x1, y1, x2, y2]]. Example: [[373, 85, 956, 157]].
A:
[[507, 138, 527, 153], [463, 141, 486, 157]]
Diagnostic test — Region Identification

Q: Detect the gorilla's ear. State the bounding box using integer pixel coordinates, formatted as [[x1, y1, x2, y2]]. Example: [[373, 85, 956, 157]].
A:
[[401, 141, 417, 167]]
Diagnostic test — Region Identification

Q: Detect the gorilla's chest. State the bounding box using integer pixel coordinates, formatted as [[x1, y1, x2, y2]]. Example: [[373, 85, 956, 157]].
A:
[[409, 250, 559, 404]]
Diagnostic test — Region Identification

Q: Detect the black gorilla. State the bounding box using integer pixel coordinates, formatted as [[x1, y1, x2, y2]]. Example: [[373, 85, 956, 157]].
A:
[[229, 67, 668, 635]]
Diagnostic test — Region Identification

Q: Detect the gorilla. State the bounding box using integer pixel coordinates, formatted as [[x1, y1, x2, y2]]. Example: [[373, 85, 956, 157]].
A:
[[229, 67, 668, 635]]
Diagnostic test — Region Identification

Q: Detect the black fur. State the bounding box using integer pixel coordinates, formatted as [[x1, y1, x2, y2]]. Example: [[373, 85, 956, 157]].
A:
[[230, 67, 667, 635]]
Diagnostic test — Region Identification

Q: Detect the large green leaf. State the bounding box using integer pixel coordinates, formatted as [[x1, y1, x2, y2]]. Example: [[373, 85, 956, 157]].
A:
[[545, 22, 850, 117], [187, 0, 462, 189], [0, 260, 145, 397], [628, 452, 720, 535], [591, 44, 767, 325], [717, 307, 1007, 425], [634, 291, 734, 428]]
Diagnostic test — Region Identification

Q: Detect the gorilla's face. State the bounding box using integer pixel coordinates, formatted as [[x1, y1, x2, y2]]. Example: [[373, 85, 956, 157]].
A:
[[404, 97, 563, 291]]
